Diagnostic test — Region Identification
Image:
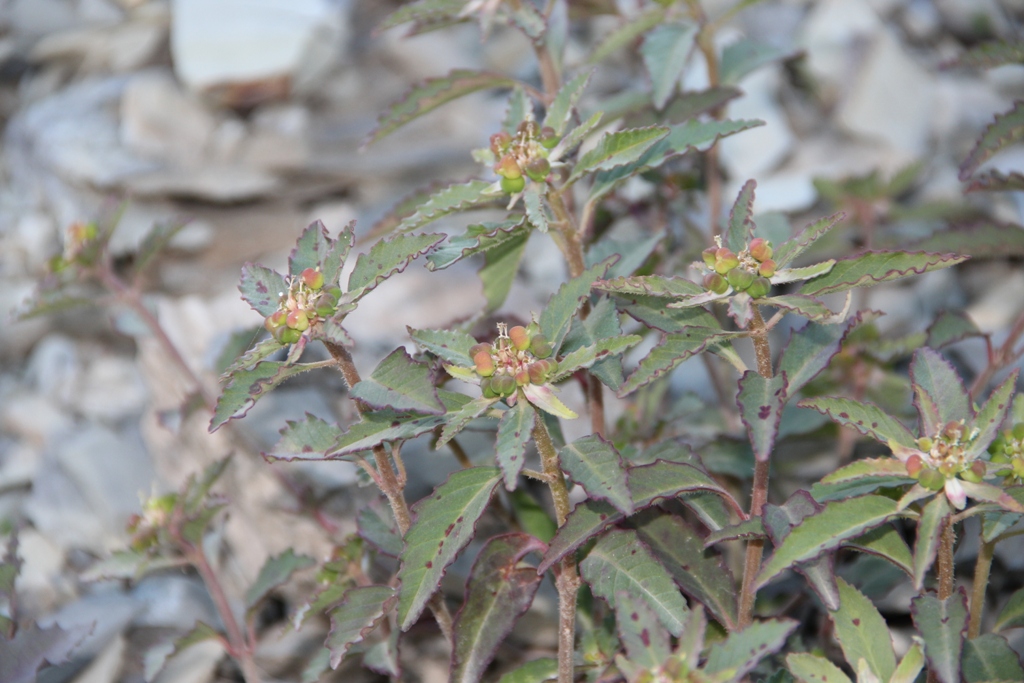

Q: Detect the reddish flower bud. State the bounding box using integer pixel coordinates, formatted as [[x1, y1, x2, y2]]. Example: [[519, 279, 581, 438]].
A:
[[474, 350, 495, 376], [470, 343, 491, 357], [509, 325, 530, 351], [528, 361, 548, 384], [515, 369, 531, 386], [905, 454, 924, 478], [971, 460, 987, 479], [701, 247, 718, 269], [496, 154, 522, 179], [714, 248, 740, 274], [301, 267, 324, 290], [749, 238, 773, 262], [517, 120, 539, 138], [525, 157, 551, 182], [758, 259, 777, 278], [287, 310, 309, 331], [539, 126, 558, 148], [703, 272, 729, 294]]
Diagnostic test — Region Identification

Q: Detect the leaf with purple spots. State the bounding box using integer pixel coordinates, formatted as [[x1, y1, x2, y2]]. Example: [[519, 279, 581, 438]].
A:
[[703, 618, 798, 682], [210, 361, 311, 431], [613, 590, 670, 672], [496, 399, 536, 490], [736, 371, 788, 462], [262, 413, 342, 462], [239, 263, 287, 316], [798, 396, 917, 450]]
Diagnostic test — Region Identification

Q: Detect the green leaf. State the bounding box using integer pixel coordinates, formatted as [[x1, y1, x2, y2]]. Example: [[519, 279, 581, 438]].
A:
[[480, 228, 529, 312], [450, 534, 546, 683], [221, 337, 285, 377], [586, 232, 663, 280], [211, 361, 312, 431], [426, 219, 526, 271], [955, 40, 1024, 69], [910, 347, 971, 434], [245, 549, 315, 615], [797, 396, 917, 448], [289, 220, 352, 288], [497, 658, 558, 683], [614, 589, 671, 670], [508, 3, 545, 40], [561, 436, 633, 515], [756, 495, 901, 589], [367, 70, 519, 145], [594, 274, 703, 298], [568, 126, 670, 184], [349, 347, 444, 415], [914, 495, 951, 589], [133, 220, 186, 276], [522, 384, 578, 420], [586, 119, 764, 201], [891, 642, 926, 683], [787, 653, 853, 683], [239, 264, 287, 316], [326, 585, 397, 669], [641, 22, 698, 110], [705, 517, 766, 546], [523, 185, 550, 233], [737, 371, 788, 462], [847, 525, 913, 576], [830, 577, 897, 682], [799, 251, 969, 297], [725, 180, 757, 254], [912, 589, 969, 683], [540, 460, 738, 573], [703, 619, 798, 682], [540, 259, 614, 352], [550, 111, 602, 161], [143, 622, 222, 682], [619, 328, 740, 397], [778, 316, 859, 397], [763, 492, 839, 610], [580, 528, 689, 636], [721, 39, 793, 85], [357, 500, 402, 557], [962, 634, 1024, 683], [544, 70, 592, 136], [363, 629, 399, 678], [588, 6, 667, 63], [968, 369, 1019, 459], [394, 180, 499, 233], [763, 294, 838, 322], [810, 458, 916, 502], [995, 585, 1024, 631], [503, 86, 529, 135], [438, 396, 498, 449], [927, 310, 982, 349], [397, 467, 502, 629], [496, 399, 536, 490], [773, 213, 845, 268], [329, 392, 471, 457], [770, 260, 836, 285], [630, 512, 737, 631], [347, 233, 446, 300], [409, 326, 479, 367], [375, 0, 465, 32], [961, 101, 1024, 180], [548, 335, 641, 384], [909, 222, 1024, 258], [263, 413, 343, 461]]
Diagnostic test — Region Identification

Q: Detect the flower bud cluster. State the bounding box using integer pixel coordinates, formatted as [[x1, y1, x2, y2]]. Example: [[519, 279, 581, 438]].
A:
[[126, 492, 177, 551], [264, 267, 339, 344], [905, 419, 985, 490], [700, 237, 776, 299], [50, 221, 99, 271], [988, 422, 1024, 482], [491, 119, 560, 195], [471, 323, 557, 399]]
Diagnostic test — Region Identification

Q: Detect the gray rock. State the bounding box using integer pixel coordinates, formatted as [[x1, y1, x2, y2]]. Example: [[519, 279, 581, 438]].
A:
[[719, 68, 795, 178], [131, 575, 219, 631], [71, 354, 148, 422], [120, 71, 219, 167], [170, 0, 348, 99]]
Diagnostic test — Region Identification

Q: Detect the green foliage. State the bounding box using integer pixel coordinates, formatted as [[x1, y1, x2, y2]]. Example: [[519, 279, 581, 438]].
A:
[[831, 578, 898, 682], [912, 589, 969, 683], [326, 586, 397, 669]]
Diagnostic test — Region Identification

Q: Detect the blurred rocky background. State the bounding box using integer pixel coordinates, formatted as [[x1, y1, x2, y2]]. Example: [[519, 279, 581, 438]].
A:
[[0, 0, 1022, 681]]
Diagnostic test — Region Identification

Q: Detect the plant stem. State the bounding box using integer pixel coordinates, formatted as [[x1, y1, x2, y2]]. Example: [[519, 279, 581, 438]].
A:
[[323, 341, 453, 644], [533, 418, 579, 683], [970, 310, 1024, 398], [969, 538, 994, 638], [937, 522, 955, 600], [737, 306, 773, 629], [184, 542, 261, 683]]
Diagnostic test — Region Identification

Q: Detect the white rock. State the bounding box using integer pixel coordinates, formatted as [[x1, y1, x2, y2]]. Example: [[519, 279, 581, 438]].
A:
[[72, 354, 149, 421], [171, 0, 347, 97], [13, 212, 58, 274], [30, 20, 164, 73], [718, 68, 795, 178], [27, 334, 81, 404], [0, 392, 74, 449], [799, 0, 882, 97], [132, 575, 219, 629], [125, 166, 281, 202], [902, 0, 942, 41], [12, 529, 69, 613], [153, 639, 224, 683], [73, 634, 127, 683], [967, 270, 1024, 333], [836, 29, 937, 157], [2, 0, 78, 39], [934, 0, 1010, 38], [120, 71, 218, 167], [77, 0, 125, 24]]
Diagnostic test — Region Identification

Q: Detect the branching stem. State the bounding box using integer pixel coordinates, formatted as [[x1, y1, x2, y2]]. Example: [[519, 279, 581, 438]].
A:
[[533, 418, 579, 683], [737, 306, 773, 629]]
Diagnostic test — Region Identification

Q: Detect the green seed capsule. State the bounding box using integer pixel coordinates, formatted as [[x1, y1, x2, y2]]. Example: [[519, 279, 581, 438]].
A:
[[525, 158, 551, 182], [481, 377, 497, 399], [747, 276, 771, 299], [1013, 423, 1024, 441], [703, 272, 729, 294], [280, 328, 302, 344], [919, 468, 946, 491], [501, 175, 526, 194], [530, 334, 552, 359], [726, 267, 754, 291]]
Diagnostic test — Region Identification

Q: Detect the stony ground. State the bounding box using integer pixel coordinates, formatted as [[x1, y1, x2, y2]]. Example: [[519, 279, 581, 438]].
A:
[[0, 0, 1022, 682]]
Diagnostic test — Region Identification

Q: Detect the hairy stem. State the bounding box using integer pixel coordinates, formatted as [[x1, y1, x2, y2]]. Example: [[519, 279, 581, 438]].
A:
[[533, 418, 579, 683], [969, 538, 994, 638], [737, 306, 773, 629], [937, 522, 955, 600], [324, 341, 453, 644]]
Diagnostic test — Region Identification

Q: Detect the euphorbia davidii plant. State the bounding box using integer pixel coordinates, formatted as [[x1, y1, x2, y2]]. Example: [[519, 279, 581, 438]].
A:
[[14, 4, 1024, 683]]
